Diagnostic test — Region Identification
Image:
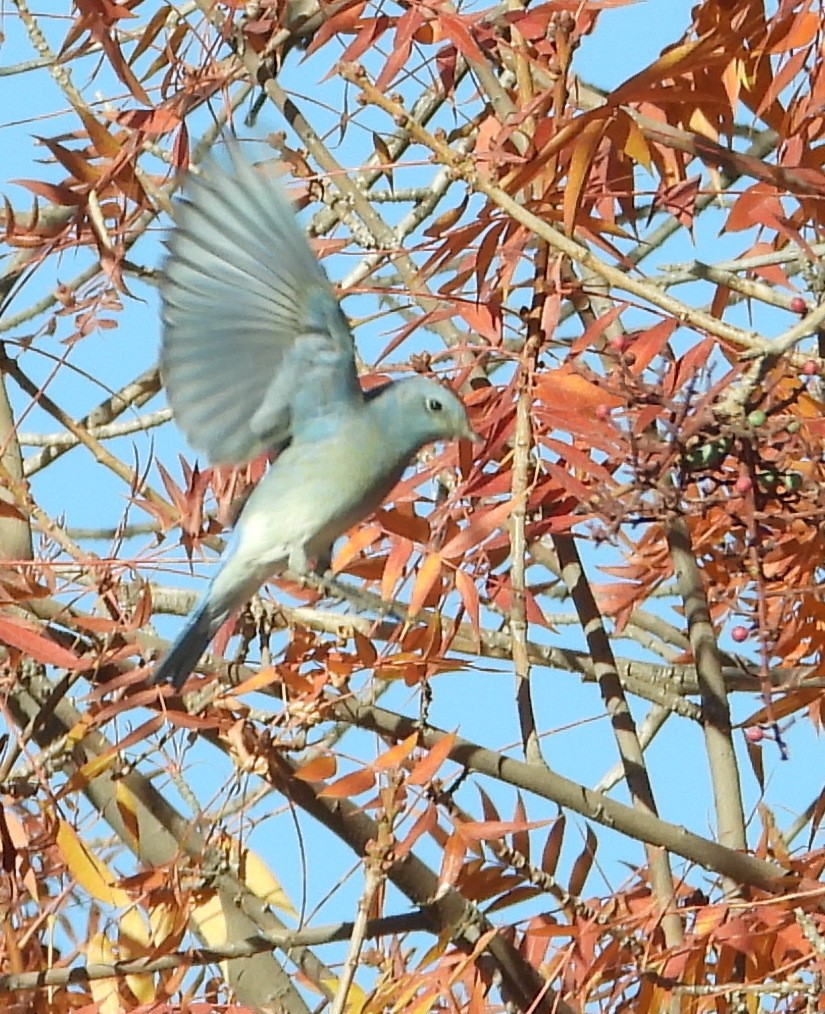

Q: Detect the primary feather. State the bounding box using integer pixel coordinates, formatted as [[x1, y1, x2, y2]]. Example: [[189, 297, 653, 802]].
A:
[[160, 143, 360, 464]]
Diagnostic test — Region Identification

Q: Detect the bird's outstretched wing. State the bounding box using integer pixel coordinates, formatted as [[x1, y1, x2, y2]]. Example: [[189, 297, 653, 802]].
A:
[[160, 142, 362, 465]]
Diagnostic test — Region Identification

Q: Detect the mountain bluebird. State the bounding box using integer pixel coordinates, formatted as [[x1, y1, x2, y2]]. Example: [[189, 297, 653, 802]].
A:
[[152, 143, 477, 689]]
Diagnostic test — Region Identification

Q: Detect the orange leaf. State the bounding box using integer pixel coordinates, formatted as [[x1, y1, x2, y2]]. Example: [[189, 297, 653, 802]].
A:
[[626, 318, 678, 376], [332, 523, 383, 572], [408, 553, 443, 614], [36, 137, 101, 185], [76, 106, 121, 158], [477, 786, 501, 824], [567, 826, 597, 897], [456, 300, 502, 345], [319, 767, 376, 798], [377, 507, 430, 543], [612, 38, 706, 103], [13, 178, 85, 206], [511, 794, 530, 860], [408, 733, 457, 786], [353, 629, 377, 668], [227, 667, 283, 695], [373, 733, 418, 771], [295, 755, 337, 782], [376, 8, 422, 90], [396, 804, 438, 859], [541, 814, 566, 876], [128, 4, 170, 66], [536, 368, 624, 411], [440, 12, 485, 65], [564, 118, 605, 235]]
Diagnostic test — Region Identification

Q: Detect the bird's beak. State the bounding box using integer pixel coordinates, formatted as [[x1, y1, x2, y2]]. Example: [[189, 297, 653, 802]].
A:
[[460, 420, 484, 444]]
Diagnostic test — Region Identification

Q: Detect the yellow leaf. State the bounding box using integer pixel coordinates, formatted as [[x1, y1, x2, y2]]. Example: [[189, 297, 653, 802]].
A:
[[119, 906, 149, 946], [236, 844, 298, 916], [58, 751, 117, 799], [190, 892, 229, 950], [619, 112, 651, 170], [65, 715, 93, 746], [88, 933, 120, 1014], [116, 781, 140, 851], [321, 978, 368, 1014], [689, 106, 717, 141], [149, 900, 179, 946], [118, 909, 154, 1004], [56, 821, 130, 907]]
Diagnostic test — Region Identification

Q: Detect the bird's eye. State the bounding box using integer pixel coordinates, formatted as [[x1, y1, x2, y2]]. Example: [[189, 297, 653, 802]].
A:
[[427, 397, 444, 412]]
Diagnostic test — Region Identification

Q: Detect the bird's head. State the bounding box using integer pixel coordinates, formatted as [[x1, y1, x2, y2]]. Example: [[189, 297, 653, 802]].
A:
[[377, 376, 480, 453]]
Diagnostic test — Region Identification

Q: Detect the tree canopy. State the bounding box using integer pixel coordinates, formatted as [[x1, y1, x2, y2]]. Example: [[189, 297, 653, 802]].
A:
[[2, 0, 825, 1011]]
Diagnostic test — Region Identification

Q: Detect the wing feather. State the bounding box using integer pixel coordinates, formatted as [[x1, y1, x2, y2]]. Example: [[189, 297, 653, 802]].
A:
[[160, 141, 362, 464]]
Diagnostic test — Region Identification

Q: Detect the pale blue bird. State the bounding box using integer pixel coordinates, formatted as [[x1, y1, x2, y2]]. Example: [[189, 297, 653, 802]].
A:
[[152, 143, 478, 689]]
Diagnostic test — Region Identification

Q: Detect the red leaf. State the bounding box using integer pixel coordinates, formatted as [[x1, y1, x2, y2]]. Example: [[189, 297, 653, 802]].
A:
[[455, 817, 550, 842], [438, 832, 467, 892], [12, 179, 85, 206], [381, 536, 413, 600], [439, 12, 486, 65], [376, 8, 422, 90], [0, 614, 90, 670], [114, 107, 181, 136], [454, 568, 480, 637], [440, 497, 519, 560], [626, 318, 678, 375]]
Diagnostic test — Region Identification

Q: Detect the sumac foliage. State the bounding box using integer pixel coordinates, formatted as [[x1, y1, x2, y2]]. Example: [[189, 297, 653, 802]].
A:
[[2, 1, 825, 1012]]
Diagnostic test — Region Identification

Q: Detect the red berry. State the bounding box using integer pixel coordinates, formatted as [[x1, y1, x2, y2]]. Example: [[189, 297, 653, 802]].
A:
[[802, 360, 819, 377], [731, 625, 749, 643], [608, 336, 629, 353], [595, 404, 611, 421], [744, 727, 765, 743], [790, 296, 808, 314], [734, 476, 752, 495]]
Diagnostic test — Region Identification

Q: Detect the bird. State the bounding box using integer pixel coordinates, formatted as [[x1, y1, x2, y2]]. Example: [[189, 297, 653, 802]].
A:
[[151, 141, 478, 689]]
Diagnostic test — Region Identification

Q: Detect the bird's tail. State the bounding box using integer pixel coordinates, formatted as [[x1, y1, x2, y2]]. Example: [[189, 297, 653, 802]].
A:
[[151, 597, 223, 690]]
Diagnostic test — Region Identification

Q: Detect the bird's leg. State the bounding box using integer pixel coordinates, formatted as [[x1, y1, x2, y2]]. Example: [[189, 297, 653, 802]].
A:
[[234, 597, 266, 668], [287, 543, 407, 620], [287, 544, 312, 575], [308, 570, 408, 621]]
